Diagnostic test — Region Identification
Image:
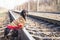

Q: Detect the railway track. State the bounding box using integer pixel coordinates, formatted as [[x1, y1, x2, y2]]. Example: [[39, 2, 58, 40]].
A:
[[0, 11, 60, 40], [25, 16, 60, 40], [10, 11, 60, 40]]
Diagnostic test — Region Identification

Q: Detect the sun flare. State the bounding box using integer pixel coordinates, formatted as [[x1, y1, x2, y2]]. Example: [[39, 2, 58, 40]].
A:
[[0, 0, 29, 9]]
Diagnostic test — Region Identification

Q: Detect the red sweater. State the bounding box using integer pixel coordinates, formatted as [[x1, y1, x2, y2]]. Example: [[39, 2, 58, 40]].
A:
[[7, 23, 23, 30]]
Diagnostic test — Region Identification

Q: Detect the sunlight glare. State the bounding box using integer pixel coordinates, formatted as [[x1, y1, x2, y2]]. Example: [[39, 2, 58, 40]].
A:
[[0, 0, 29, 9]]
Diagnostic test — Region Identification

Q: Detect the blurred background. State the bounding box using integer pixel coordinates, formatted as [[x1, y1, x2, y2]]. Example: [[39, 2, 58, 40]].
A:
[[14, 0, 60, 12], [0, 0, 60, 12]]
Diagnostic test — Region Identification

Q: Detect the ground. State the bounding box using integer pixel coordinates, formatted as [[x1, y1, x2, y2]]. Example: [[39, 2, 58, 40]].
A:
[[0, 8, 9, 28]]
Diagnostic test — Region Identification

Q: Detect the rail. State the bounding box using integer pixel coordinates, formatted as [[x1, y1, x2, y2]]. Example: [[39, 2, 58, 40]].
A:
[[28, 12, 60, 25]]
